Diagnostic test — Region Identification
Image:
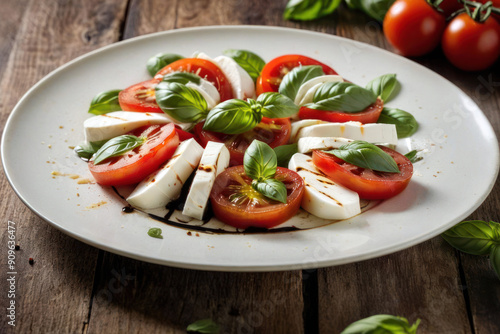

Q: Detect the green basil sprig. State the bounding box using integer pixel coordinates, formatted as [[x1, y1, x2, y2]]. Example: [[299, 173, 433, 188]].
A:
[[345, 0, 396, 21], [155, 82, 208, 123], [147, 227, 163, 239], [274, 143, 299, 168], [279, 65, 324, 101], [366, 74, 400, 103], [442, 220, 500, 279], [377, 108, 418, 138], [88, 90, 122, 115], [283, 0, 342, 21], [186, 318, 219, 334], [203, 93, 298, 134], [161, 72, 201, 85], [404, 150, 422, 163], [93, 135, 145, 165], [340, 314, 420, 334], [326, 140, 400, 173], [244, 140, 287, 203], [223, 49, 266, 82], [74, 140, 107, 160], [146, 53, 183, 77], [305, 82, 377, 113]]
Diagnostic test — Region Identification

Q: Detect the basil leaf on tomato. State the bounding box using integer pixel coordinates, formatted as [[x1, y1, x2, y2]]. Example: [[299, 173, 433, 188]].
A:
[[279, 65, 324, 101], [74, 140, 107, 160], [283, 0, 342, 21], [252, 179, 287, 204], [441, 220, 500, 256], [378, 108, 418, 138], [155, 82, 208, 123], [366, 74, 400, 102], [257, 92, 299, 118], [274, 143, 298, 168], [203, 99, 262, 134], [161, 72, 201, 85], [88, 90, 122, 115], [146, 53, 184, 77], [244, 140, 278, 181], [306, 82, 377, 113], [340, 314, 420, 334], [186, 319, 219, 334], [223, 49, 265, 82], [147, 227, 163, 239], [327, 140, 400, 173], [345, 0, 395, 21], [93, 135, 145, 165]]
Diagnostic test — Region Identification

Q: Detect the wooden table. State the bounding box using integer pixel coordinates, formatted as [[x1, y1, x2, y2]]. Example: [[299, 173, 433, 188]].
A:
[[1, 0, 499, 333]]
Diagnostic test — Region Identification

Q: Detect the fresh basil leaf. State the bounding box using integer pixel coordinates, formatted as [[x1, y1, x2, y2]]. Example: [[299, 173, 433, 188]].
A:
[[203, 99, 262, 134], [93, 135, 145, 165], [404, 150, 422, 163], [88, 90, 122, 115], [283, 0, 342, 21], [244, 140, 278, 181], [146, 53, 183, 77], [345, 0, 396, 21], [327, 140, 400, 173], [279, 65, 324, 101], [274, 143, 299, 168], [161, 72, 201, 85], [74, 140, 107, 160], [147, 227, 163, 239], [306, 82, 377, 113], [490, 245, 500, 280], [223, 49, 265, 82], [186, 319, 219, 334], [442, 220, 500, 256], [155, 82, 208, 123], [366, 74, 400, 102], [257, 92, 299, 118], [378, 108, 418, 138], [252, 179, 287, 204], [341, 314, 420, 334]]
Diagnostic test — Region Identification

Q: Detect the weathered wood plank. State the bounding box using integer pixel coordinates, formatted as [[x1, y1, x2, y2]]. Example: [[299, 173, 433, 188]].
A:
[[0, 0, 128, 333]]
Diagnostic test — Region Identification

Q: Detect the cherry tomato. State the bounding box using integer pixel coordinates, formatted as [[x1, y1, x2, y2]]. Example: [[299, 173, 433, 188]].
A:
[[119, 79, 163, 113], [383, 0, 447, 57], [89, 124, 179, 186], [312, 147, 413, 200], [210, 166, 305, 229], [298, 97, 384, 124], [442, 13, 500, 71], [154, 58, 234, 101], [256, 55, 338, 94], [194, 117, 291, 166]]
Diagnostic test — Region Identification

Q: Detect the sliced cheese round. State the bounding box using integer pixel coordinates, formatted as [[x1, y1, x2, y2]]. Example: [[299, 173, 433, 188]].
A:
[[289, 119, 329, 143], [186, 78, 220, 110], [295, 75, 344, 106], [297, 137, 353, 154]]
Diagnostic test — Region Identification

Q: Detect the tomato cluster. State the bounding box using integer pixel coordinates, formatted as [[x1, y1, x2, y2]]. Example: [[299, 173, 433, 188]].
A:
[[383, 0, 500, 71]]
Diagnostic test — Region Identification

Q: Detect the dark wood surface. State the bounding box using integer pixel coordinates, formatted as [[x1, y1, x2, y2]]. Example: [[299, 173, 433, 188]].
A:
[[0, 0, 499, 333]]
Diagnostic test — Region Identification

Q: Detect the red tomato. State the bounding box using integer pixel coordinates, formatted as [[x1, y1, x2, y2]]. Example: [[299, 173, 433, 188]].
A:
[[194, 117, 291, 166], [89, 124, 179, 186], [383, 0, 447, 57], [154, 58, 234, 101], [298, 97, 384, 124], [312, 147, 413, 200], [256, 55, 338, 94], [119, 79, 163, 113], [174, 125, 194, 142], [210, 166, 305, 229], [442, 13, 500, 71]]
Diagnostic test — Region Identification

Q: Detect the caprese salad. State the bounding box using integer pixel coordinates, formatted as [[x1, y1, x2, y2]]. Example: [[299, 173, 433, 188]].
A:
[[75, 50, 419, 232]]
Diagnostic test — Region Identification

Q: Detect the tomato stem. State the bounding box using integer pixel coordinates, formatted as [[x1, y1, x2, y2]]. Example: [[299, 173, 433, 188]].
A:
[[457, 0, 495, 23]]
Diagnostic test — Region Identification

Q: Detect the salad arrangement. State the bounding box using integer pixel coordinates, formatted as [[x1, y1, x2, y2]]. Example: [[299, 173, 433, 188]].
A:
[[75, 49, 419, 232]]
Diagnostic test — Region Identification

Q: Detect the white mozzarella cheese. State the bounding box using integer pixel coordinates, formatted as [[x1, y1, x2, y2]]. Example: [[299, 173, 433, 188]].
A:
[[182, 142, 230, 220], [289, 119, 329, 143], [295, 75, 344, 106], [297, 137, 353, 154], [288, 153, 360, 220], [186, 78, 220, 110], [296, 121, 398, 145], [213, 55, 256, 99], [126, 139, 203, 210]]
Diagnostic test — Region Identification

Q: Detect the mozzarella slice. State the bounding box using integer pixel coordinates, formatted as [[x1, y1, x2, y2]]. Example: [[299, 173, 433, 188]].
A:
[[288, 153, 360, 220], [298, 137, 353, 154], [182, 142, 230, 220], [84, 111, 173, 142], [295, 75, 344, 106], [186, 78, 220, 110], [126, 139, 203, 210], [289, 119, 329, 143], [296, 121, 398, 145]]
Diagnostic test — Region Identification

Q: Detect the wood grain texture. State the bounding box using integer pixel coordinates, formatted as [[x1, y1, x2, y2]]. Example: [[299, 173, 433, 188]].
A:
[[0, 0, 128, 333]]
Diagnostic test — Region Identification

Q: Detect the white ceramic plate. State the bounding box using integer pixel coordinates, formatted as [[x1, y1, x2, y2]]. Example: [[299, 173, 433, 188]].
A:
[[2, 26, 499, 272]]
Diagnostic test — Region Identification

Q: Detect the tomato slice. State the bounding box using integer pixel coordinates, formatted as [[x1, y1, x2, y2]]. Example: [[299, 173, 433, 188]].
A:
[[193, 117, 291, 166], [89, 123, 179, 186], [210, 166, 305, 229], [119, 79, 163, 113], [298, 98, 384, 124], [312, 147, 413, 200], [174, 125, 194, 142], [257, 55, 338, 94], [154, 58, 234, 101]]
